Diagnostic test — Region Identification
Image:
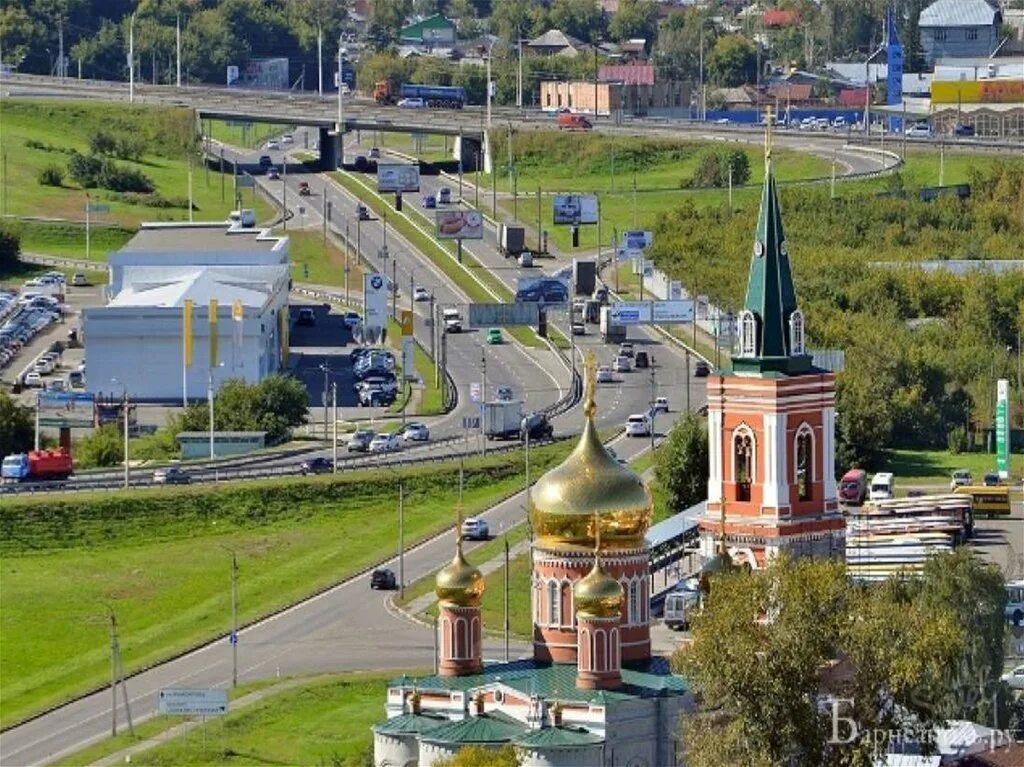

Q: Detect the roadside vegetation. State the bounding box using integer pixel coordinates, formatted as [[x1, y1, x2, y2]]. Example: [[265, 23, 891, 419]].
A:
[[0, 439, 575, 727]]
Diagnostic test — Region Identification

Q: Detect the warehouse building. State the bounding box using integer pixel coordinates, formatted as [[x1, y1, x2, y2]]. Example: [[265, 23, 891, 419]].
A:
[[82, 221, 291, 403]]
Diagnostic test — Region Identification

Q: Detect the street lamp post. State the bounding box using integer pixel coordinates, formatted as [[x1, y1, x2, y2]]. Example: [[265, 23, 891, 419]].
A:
[[218, 545, 239, 688], [111, 379, 129, 489], [337, 44, 347, 167], [208, 362, 224, 459]]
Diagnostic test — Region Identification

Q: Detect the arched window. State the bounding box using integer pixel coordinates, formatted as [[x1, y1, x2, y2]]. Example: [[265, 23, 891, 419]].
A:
[[547, 580, 560, 627], [739, 310, 757, 357], [795, 426, 814, 501], [734, 428, 755, 502], [629, 581, 641, 626], [789, 310, 805, 355]]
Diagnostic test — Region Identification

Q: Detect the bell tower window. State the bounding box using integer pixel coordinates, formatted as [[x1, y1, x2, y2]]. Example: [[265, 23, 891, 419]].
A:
[[795, 426, 813, 501], [733, 428, 754, 502], [739, 310, 757, 357], [789, 310, 805, 355]]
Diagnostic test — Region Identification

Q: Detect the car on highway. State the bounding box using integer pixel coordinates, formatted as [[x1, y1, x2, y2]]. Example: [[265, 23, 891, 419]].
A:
[[571, 321, 586, 336], [153, 467, 191, 485], [413, 286, 431, 302], [267, 167, 280, 180], [634, 350, 650, 369], [368, 433, 401, 453], [461, 517, 490, 540], [495, 385, 514, 402], [422, 194, 436, 209], [486, 328, 502, 345], [298, 181, 311, 196], [442, 308, 462, 333], [653, 396, 669, 414], [438, 187, 452, 204], [400, 422, 430, 442], [71, 272, 89, 287], [694, 360, 711, 377], [593, 287, 609, 304], [618, 342, 634, 358], [953, 123, 975, 137], [368, 147, 381, 159], [300, 457, 334, 475], [521, 412, 553, 441], [399, 97, 425, 108], [614, 355, 632, 373], [357, 203, 371, 221], [266, 139, 280, 150], [281, 134, 293, 144], [905, 123, 932, 138], [296, 307, 315, 326], [343, 311, 362, 328], [354, 155, 370, 172], [258, 155, 273, 169], [832, 116, 847, 130], [949, 469, 972, 492], [347, 430, 375, 452], [982, 472, 1001, 487], [596, 365, 614, 383], [370, 568, 397, 590], [626, 414, 651, 437]]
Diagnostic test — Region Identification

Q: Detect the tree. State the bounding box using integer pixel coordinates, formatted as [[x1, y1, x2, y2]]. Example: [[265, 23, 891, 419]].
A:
[[0, 4, 38, 67], [181, 8, 248, 84], [0, 223, 21, 274], [75, 424, 125, 468], [287, 0, 351, 57], [369, 0, 413, 49], [652, 9, 717, 84], [607, 0, 657, 45], [180, 374, 308, 444], [654, 411, 708, 514], [433, 745, 519, 767], [0, 390, 34, 458], [706, 34, 756, 87], [548, 0, 605, 43]]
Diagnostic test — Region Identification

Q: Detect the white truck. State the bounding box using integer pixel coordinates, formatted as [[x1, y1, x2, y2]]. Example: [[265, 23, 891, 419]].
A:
[[599, 305, 627, 344], [499, 223, 526, 257], [483, 400, 523, 440]]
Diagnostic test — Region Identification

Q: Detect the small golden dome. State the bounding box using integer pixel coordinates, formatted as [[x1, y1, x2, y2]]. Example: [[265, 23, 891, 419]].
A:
[[574, 559, 623, 619], [435, 544, 485, 607], [529, 417, 652, 550]]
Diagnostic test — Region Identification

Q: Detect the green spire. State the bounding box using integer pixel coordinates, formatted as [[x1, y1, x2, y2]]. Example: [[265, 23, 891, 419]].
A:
[[731, 160, 812, 376]]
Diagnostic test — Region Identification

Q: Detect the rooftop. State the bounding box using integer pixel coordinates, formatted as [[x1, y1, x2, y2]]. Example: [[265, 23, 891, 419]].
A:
[[123, 222, 285, 254], [106, 265, 287, 309], [919, 0, 999, 28], [419, 711, 524, 745]]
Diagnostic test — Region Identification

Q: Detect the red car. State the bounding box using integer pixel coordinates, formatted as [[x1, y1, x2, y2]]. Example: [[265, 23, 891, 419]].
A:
[[298, 181, 311, 196]]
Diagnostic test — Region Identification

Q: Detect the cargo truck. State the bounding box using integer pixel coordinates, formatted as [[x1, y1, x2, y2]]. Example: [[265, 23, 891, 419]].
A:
[[572, 259, 597, 297], [483, 400, 524, 440], [499, 223, 526, 257], [1, 448, 73, 482], [599, 306, 627, 344], [374, 81, 466, 109]]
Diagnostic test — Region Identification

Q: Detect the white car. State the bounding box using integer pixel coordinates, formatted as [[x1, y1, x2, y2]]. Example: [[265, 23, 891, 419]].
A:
[[653, 396, 669, 414], [71, 273, 89, 287], [398, 97, 425, 109], [461, 517, 489, 540], [281, 134, 293, 144], [1002, 664, 1024, 691], [613, 355, 632, 373], [24, 371, 43, 387], [266, 139, 280, 150], [596, 366, 614, 383], [625, 414, 651, 437], [413, 286, 431, 302], [368, 433, 401, 453], [401, 422, 430, 442], [905, 123, 932, 138]]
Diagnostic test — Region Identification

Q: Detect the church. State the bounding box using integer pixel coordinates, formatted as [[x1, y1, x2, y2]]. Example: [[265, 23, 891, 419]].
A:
[[372, 138, 843, 767]]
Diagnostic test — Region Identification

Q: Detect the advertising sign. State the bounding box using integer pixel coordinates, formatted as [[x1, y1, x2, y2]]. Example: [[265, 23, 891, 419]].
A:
[[377, 164, 420, 193], [621, 230, 653, 251], [515, 276, 570, 305], [37, 391, 95, 428], [606, 301, 694, 325], [996, 379, 1009, 479], [468, 303, 540, 328], [158, 688, 229, 717], [652, 300, 694, 323], [470, 382, 482, 403], [931, 79, 1024, 105], [608, 302, 650, 325], [363, 273, 388, 339], [402, 337, 416, 381], [436, 210, 484, 240], [552, 194, 598, 225]]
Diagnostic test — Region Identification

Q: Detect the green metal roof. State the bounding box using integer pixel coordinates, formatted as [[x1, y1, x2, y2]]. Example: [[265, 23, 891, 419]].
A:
[[389, 657, 688, 705], [400, 14, 456, 39], [372, 712, 447, 736], [732, 164, 812, 377], [513, 726, 605, 749], [419, 710, 525, 745]]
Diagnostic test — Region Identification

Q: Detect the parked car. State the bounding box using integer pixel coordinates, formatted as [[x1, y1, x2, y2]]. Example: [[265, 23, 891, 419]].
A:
[[400, 422, 430, 442], [953, 123, 975, 137], [24, 371, 43, 387], [461, 517, 490, 540], [905, 123, 932, 138], [369, 433, 401, 453], [296, 307, 316, 326], [413, 286, 431, 302], [343, 311, 362, 328], [153, 467, 191, 485], [694, 360, 711, 377], [71, 273, 89, 287], [370, 568, 397, 590], [869, 472, 895, 501], [300, 457, 334, 475], [347, 430, 375, 452], [839, 469, 868, 505], [486, 328, 503, 345], [1002, 664, 1024, 691], [949, 469, 973, 492], [422, 194, 436, 209], [614, 355, 632, 373], [625, 414, 651, 437], [68, 370, 84, 388], [596, 365, 614, 383]]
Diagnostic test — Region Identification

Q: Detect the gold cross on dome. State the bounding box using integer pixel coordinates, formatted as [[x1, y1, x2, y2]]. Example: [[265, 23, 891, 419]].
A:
[[583, 351, 597, 419]]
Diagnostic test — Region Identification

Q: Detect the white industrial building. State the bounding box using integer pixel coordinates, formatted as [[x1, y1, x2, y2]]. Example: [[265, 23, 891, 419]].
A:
[[82, 221, 291, 402]]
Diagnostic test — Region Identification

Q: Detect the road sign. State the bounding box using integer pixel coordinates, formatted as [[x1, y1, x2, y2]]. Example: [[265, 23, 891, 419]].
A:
[[469, 382, 482, 403], [229, 631, 238, 646], [158, 688, 229, 717], [996, 379, 1009, 479], [400, 310, 414, 337], [462, 416, 480, 430], [85, 202, 110, 214]]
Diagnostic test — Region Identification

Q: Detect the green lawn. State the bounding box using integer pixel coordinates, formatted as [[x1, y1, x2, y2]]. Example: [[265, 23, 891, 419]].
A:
[[362, 129, 456, 164], [57, 672, 405, 767], [0, 100, 272, 230], [0, 442, 576, 727], [203, 119, 289, 151], [4, 218, 135, 262], [888, 447, 1023, 486], [283, 228, 365, 292]]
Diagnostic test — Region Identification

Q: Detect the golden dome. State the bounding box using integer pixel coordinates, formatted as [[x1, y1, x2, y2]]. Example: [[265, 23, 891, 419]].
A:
[[435, 544, 485, 607], [573, 558, 623, 619], [529, 416, 652, 550]]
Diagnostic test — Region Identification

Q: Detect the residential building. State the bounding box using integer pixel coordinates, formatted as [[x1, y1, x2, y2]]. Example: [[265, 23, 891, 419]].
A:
[[540, 80, 691, 117], [526, 30, 590, 57], [919, 0, 1003, 64], [400, 14, 457, 47]]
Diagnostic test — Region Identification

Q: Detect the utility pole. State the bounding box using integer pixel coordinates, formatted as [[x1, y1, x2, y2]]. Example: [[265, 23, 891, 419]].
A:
[[220, 148, 225, 202], [517, 35, 524, 109], [218, 546, 239, 688], [398, 482, 405, 600], [321, 363, 329, 440], [337, 45, 346, 167], [282, 160, 288, 230], [486, 45, 492, 130], [649, 365, 656, 453], [685, 349, 691, 413], [176, 14, 181, 87], [391, 259, 397, 319], [331, 382, 338, 472], [317, 23, 323, 96], [503, 534, 509, 661], [187, 153, 194, 223], [480, 346, 487, 456], [58, 21, 64, 79], [122, 388, 130, 489], [106, 607, 134, 737], [537, 184, 542, 252], [128, 14, 135, 104], [344, 221, 351, 304], [208, 370, 215, 459]]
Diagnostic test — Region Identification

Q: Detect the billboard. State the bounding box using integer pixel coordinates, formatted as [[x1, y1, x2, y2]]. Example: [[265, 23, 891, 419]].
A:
[[996, 379, 1009, 479], [931, 79, 1024, 104], [552, 194, 598, 225], [436, 210, 484, 240], [363, 273, 389, 339], [377, 164, 420, 193], [621, 230, 653, 251], [468, 302, 540, 328], [607, 300, 694, 325], [38, 391, 95, 428], [515, 276, 570, 305]]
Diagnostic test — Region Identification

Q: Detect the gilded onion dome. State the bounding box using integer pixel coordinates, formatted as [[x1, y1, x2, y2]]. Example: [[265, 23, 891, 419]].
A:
[[435, 541, 485, 607], [573, 557, 623, 619], [529, 355, 652, 551]]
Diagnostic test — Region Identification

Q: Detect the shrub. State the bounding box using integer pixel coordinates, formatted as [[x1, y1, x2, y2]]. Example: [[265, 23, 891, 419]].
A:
[[0, 224, 20, 271], [97, 160, 153, 193], [947, 426, 968, 455], [67, 151, 102, 188], [114, 135, 147, 161], [89, 129, 117, 155], [37, 164, 64, 187], [684, 149, 751, 188]]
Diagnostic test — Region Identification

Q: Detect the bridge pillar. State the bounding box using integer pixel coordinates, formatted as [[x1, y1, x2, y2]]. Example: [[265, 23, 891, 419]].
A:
[[453, 136, 486, 173], [319, 127, 339, 170]]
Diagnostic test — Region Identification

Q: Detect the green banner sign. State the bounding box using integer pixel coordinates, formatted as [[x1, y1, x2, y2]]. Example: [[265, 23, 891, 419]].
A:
[[996, 379, 1009, 478]]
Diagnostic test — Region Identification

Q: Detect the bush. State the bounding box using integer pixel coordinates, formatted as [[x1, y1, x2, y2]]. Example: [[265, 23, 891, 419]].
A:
[[179, 374, 308, 444], [684, 149, 751, 188], [67, 151, 102, 188], [37, 164, 64, 187], [655, 412, 709, 514], [74, 424, 124, 468], [114, 135, 147, 162], [89, 129, 117, 156], [947, 425, 968, 455], [97, 160, 153, 193], [0, 224, 20, 272]]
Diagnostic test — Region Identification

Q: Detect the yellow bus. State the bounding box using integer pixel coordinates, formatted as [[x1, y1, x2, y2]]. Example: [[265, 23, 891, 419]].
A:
[[953, 485, 1011, 519]]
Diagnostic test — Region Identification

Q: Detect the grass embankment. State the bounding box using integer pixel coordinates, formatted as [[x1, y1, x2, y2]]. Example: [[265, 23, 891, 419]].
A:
[[353, 130, 455, 164], [282, 229, 365, 290], [203, 119, 288, 151], [0, 100, 273, 230], [0, 441, 576, 727], [889, 448, 1022, 487], [55, 671, 404, 767]]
